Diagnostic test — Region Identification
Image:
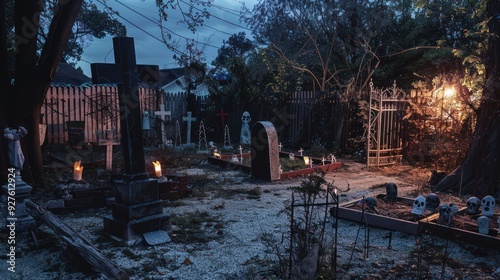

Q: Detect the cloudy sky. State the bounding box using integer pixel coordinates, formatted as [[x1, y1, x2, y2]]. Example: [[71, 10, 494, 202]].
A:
[[77, 0, 258, 76]]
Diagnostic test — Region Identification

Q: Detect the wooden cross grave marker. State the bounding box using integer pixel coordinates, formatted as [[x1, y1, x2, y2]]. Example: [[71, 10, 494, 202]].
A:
[[182, 111, 196, 145], [98, 131, 120, 171], [154, 104, 171, 146], [91, 37, 159, 177], [216, 108, 229, 129]]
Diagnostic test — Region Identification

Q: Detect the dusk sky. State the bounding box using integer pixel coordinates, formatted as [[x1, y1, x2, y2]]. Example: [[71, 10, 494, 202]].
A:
[[77, 0, 258, 77]]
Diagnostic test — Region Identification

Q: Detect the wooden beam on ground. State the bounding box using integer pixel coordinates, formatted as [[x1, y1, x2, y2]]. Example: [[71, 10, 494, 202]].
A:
[[26, 200, 129, 280]]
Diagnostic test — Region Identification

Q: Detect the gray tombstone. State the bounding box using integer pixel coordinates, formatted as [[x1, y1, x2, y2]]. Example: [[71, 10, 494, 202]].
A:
[[251, 121, 280, 181]]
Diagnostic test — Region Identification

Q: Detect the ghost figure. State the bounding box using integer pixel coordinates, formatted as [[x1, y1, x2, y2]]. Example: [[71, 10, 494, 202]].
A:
[[477, 216, 490, 235], [4, 127, 28, 171], [481, 195, 496, 216], [411, 196, 426, 215], [240, 111, 251, 145]]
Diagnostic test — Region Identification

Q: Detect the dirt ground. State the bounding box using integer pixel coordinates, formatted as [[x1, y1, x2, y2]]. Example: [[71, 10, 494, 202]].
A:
[[1, 145, 499, 279]]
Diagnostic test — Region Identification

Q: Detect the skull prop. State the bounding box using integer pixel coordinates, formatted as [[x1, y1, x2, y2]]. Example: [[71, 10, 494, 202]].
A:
[[364, 197, 377, 211], [385, 182, 398, 201], [477, 216, 490, 235], [466, 196, 481, 215], [481, 195, 496, 216], [425, 193, 440, 210], [438, 203, 459, 223], [411, 195, 426, 215], [241, 111, 251, 123]]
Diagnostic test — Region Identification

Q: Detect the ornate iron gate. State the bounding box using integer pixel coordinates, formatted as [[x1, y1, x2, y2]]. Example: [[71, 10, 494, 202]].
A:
[[367, 82, 407, 167]]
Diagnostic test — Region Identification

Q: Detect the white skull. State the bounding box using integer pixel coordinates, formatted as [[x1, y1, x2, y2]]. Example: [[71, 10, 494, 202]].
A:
[[385, 182, 398, 201], [289, 153, 295, 160], [241, 111, 251, 123], [481, 195, 496, 216], [364, 197, 377, 210], [411, 195, 426, 215], [477, 216, 490, 235], [466, 196, 481, 215], [425, 193, 440, 210]]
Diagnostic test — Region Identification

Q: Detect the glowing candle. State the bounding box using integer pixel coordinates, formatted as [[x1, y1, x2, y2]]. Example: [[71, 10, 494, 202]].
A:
[[73, 161, 83, 181], [152, 161, 162, 177], [303, 156, 310, 166]]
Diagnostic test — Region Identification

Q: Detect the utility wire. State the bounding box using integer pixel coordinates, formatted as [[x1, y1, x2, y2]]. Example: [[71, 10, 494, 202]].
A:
[[178, 0, 252, 31], [113, 0, 231, 48]]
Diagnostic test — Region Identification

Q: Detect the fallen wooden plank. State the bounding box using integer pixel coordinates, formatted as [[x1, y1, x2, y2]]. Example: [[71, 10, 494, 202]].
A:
[[26, 200, 129, 280]]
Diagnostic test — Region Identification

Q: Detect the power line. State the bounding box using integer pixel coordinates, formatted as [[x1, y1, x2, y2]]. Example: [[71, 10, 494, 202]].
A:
[[112, 0, 225, 49], [178, 0, 252, 31]]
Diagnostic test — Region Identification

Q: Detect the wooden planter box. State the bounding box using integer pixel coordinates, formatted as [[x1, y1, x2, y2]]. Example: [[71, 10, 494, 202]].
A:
[[332, 195, 430, 235], [419, 210, 500, 249]]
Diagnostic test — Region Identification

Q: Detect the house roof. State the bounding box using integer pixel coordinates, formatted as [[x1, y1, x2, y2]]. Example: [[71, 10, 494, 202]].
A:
[[159, 68, 185, 88], [51, 63, 91, 86]]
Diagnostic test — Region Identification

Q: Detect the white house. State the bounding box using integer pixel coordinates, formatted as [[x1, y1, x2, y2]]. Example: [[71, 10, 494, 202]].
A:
[[159, 67, 209, 97]]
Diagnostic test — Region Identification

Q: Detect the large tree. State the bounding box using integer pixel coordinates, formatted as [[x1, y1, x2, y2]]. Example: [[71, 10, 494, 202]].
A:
[[0, 0, 84, 187], [434, 0, 500, 198]]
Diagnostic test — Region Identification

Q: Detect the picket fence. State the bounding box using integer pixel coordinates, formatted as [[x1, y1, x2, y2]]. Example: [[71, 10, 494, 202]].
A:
[[42, 86, 352, 148], [42, 86, 169, 144]]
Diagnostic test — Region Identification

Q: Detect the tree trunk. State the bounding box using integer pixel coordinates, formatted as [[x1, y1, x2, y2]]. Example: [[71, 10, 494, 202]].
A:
[[7, 0, 83, 188], [433, 0, 500, 199]]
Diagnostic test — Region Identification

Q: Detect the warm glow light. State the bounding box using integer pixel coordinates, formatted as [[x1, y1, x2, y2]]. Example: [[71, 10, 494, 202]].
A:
[[303, 156, 310, 166], [213, 152, 221, 158], [444, 86, 456, 98], [152, 161, 162, 177], [73, 161, 83, 181]]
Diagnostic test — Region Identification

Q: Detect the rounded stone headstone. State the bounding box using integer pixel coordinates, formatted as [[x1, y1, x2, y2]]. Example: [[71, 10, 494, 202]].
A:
[[251, 121, 280, 181]]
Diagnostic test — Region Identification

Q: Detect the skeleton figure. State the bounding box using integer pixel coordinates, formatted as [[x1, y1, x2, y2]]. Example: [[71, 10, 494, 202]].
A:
[[240, 111, 251, 145], [425, 193, 440, 210], [363, 197, 378, 211], [466, 196, 481, 215], [481, 195, 496, 216], [385, 182, 398, 202], [411, 195, 426, 215], [477, 216, 490, 235]]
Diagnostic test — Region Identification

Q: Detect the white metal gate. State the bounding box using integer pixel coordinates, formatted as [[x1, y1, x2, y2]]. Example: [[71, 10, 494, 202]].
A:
[[367, 82, 407, 167]]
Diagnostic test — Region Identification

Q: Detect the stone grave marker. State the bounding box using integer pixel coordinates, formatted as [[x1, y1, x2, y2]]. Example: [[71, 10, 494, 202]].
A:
[[251, 121, 280, 181], [91, 37, 169, 244]]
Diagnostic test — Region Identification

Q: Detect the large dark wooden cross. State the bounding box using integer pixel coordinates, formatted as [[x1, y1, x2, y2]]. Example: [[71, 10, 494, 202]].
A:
[[91, 37, 159, 178]]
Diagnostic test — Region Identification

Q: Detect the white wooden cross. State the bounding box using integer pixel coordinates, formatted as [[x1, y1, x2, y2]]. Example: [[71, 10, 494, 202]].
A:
[[321, 157, 326, 166], [278, 142, 283, 151], [182, 111, 197, 145], [99, 130, 120, 171], [154, 104, 171, 145], [298, 148, 304, 156]]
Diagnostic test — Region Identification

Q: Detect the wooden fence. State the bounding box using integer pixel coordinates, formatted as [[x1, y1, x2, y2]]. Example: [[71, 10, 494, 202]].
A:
[[42, 86, 352, 149]]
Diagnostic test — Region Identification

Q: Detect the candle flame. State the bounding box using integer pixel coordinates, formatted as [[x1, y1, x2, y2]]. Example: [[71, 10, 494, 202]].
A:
[[152, 161, 162, 177]]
